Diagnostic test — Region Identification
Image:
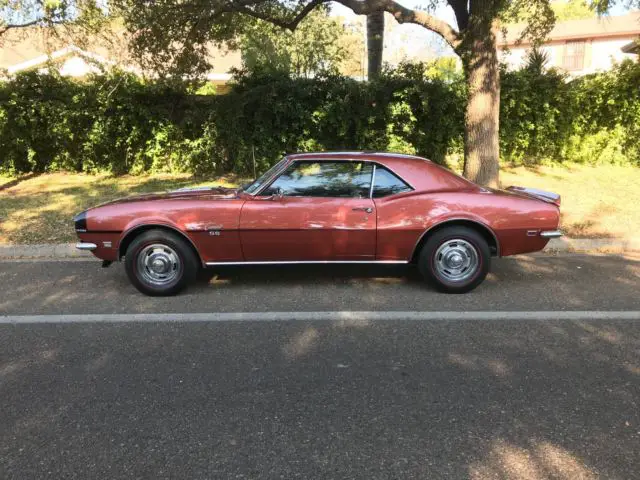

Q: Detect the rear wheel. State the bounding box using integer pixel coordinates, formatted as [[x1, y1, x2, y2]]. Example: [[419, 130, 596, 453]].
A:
[[125, 229, 199, 296], [417, 226, 490, 293]]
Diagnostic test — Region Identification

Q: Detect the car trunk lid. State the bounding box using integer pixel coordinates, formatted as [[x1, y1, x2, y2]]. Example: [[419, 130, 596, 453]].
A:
[[504, 186, 561, 207]]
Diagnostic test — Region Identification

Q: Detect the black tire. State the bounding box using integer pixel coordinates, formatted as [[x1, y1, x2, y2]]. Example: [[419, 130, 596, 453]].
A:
[[124, 229, 199, 296], [417, 226, 490, 294]]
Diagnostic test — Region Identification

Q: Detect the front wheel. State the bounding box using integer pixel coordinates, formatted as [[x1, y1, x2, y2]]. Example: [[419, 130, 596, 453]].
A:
[[417, 226, 490, 294], [125, 229, 199, 296]]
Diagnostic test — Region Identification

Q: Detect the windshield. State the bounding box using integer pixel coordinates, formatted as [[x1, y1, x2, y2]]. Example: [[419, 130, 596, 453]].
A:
[[241, 157, 289, 195]]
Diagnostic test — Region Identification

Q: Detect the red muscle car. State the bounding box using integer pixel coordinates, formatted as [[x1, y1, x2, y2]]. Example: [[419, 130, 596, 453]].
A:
[[74, 152, 562, 296]]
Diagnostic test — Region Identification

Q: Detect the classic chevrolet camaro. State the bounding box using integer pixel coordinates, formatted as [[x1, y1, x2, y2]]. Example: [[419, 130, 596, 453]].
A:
[[74, 152, 562, 296]]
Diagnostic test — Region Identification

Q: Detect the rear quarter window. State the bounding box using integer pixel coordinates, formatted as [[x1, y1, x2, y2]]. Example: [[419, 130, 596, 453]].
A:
[[372, 166, 413, 198]]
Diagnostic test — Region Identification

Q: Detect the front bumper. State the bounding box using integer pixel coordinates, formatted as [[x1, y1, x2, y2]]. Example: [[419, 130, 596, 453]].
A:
[[540, 230, 563, 238], [76, 242, 98, 251]]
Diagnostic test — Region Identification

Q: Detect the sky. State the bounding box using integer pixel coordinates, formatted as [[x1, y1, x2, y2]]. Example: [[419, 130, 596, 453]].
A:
[[330, 0, 631, 24], [331, 1, 458, 60], [329, 0, 635, 62]]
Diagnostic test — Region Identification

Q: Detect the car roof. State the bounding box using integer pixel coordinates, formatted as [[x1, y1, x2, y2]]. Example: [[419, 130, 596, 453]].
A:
[[286, 151, 430, 162]]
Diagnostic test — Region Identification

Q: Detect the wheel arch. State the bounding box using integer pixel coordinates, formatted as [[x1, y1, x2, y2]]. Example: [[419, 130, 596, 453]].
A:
[[118, 224, 203, 265], [410, 218, 500, 263]]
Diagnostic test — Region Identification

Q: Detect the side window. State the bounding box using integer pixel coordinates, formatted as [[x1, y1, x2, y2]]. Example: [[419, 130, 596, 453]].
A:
[[372, 166, 412, 198], [263, 161, 373, 198]]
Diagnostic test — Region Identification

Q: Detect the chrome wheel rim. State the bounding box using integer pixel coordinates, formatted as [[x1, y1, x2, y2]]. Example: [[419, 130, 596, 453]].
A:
[[434, 239, 479, 283], [136, 243, 182, 286]]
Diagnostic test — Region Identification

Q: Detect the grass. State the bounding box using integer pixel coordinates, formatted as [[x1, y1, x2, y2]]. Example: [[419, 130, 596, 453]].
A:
[[500, 163, 640, 239], [0, 164, 638, 244], [0, 173, 243, 245], [0, 174, 17, 189]]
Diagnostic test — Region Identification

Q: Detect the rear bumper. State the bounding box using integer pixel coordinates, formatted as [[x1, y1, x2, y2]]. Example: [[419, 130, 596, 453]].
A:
[[76, 242, 98, 251], [540, 230, 563, 238]]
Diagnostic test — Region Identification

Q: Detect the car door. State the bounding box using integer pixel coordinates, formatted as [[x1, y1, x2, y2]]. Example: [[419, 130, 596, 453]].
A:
[[371, 164, 417, 261], [239, 160, 376, 261]]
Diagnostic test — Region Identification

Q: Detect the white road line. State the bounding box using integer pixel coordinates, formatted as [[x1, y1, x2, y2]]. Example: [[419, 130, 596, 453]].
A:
[[1, 311, 639, 324]]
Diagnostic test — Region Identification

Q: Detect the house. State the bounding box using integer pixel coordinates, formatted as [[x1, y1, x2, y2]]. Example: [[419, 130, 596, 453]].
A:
[[0, 28, 242, 92], [621, 39, 639, 56], [499, 11, 640, 75]]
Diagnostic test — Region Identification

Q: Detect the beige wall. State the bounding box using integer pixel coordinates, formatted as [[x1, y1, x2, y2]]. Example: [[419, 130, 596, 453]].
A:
[[499, 36, 638, 75]]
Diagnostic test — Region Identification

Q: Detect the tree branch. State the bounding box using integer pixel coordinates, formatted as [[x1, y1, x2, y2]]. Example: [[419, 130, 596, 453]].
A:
[[337, 0, 461, 49], [0, 19, 40, 35], [234, 0, 327, 31], [0, 18, 65, 36]]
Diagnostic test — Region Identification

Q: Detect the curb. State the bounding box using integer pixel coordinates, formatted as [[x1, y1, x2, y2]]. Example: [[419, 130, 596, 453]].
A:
[[0, 244, 93, 259], [0, 238, 639, 260], [545, 237, 640, 254]]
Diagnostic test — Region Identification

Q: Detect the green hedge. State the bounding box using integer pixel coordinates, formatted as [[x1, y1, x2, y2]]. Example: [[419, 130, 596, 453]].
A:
[[0, 61, 638, 175], [500, 61, 640, 166]]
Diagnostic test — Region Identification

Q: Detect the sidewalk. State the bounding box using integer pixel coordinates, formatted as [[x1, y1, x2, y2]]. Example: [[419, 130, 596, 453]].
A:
[[1, 237, 639, 260]]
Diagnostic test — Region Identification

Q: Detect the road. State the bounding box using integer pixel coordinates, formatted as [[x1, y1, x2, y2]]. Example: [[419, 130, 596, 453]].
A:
[[1, 253, 639, 479], [0, 253, 639, 314]]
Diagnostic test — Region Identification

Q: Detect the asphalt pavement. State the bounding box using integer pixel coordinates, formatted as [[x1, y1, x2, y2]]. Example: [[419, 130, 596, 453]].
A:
[[0, 253, 639, 314], [1, 253, 640, 479]]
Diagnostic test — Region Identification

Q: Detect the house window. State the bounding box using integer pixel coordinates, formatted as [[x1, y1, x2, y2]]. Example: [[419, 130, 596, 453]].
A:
[[563, 40, 586, 71]]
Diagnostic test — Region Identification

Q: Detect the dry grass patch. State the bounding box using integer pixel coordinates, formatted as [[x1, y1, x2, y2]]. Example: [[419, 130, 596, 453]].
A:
[[0, 173, 242, 245], [0, 175, 18, 189], [500, 164, 640, 239]]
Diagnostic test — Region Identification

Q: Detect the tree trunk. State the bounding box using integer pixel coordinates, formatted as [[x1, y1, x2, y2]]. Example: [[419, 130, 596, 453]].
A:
[[461, 35, 500, 188], [366, 12, 384, 79]]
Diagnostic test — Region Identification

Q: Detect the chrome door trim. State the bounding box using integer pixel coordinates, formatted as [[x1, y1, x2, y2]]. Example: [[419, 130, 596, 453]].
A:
[[369, 163, 377, 199], [205, 260, 408, 266], [249, 157, 292, 197]]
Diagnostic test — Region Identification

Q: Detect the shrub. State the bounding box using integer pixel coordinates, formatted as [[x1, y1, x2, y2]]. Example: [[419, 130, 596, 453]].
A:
[[1, 60, 639, 175], [500, 66, 575, 164]]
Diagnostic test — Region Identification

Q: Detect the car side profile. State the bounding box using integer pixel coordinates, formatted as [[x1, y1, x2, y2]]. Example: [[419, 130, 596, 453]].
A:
[[74, 152, 562, 296]]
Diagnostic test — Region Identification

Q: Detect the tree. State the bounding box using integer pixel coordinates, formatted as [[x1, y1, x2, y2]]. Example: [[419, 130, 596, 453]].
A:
[[238, 6, 351, 76], [551, 0, 596, 21], [11, 0, 629, 186], [110, 1, 555, 186], [523, 47, 551, 74], [425, 57, 462, 82], [0, 0, 106, 37], [366, 11, 384, 78]]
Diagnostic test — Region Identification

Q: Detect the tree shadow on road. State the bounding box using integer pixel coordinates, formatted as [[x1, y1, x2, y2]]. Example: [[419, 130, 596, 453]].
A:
[[0, 316, 639, 478]]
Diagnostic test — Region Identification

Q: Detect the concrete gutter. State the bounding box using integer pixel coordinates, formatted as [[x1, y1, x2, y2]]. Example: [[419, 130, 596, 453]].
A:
[[0, 237, 639, 260], [545, 237, 640, 254], [0, 243, 93, 259]]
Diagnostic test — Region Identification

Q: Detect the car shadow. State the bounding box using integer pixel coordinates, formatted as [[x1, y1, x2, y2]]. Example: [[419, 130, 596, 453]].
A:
[[195, 263, 424, 288], [0, 253, 637, 315]]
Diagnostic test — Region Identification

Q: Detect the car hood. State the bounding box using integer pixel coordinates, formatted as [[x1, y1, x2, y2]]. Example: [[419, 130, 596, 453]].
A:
[[93, 186, 241, 208]]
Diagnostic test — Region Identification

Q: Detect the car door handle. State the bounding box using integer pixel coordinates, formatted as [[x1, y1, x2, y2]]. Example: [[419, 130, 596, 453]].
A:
[[352, 207, 373, 213]]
